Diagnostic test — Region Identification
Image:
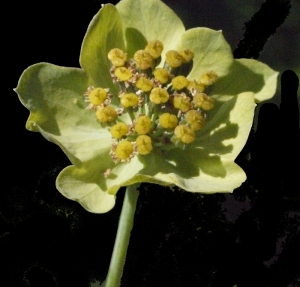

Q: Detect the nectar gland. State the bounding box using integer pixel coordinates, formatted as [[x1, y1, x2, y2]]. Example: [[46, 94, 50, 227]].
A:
[[83, 40, 217, 163]]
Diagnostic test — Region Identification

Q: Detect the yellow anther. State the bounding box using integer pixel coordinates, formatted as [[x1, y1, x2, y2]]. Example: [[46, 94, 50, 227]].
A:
[[114, 67, 132, 81], [165, 50, 183, 68], [134, 50, 153, 70], [153, 68, 169, 84], [120, 93, 139, 108], [115, 140, 133, 160], [135, 115, 152, 135], [135, 77, 153, 92], [159, 113, 178, 129], [193, 93, 215, 110], [185, 110, 204, 131], [110, 122, 128, 139], [136, 135, 153, 155], [88, 87, 107, 106], [173, 94, 191, 112], [179, 49, 194, 63], [187, 80, 205, 93], [108, 48, 127, 67], [174, 124, 195, 144], [149, 87, 169, 104], [172, 75, 189, 90], [199, 70, 218, 86], [96, 106, 117, 123], [145, 40, 164, 59]]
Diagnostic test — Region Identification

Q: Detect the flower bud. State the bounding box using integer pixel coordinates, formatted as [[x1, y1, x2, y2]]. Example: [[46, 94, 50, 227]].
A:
[[174, 124, 195, 144], [89, 87, 107, 106], [136, 135, 153, 155], [120, 93, 139, 108], [159, 113, 178, 129], [96, 106, 117, 123], [165, 50, 183, 68], [145, 40, 164, 59], [108, 48, 127, 67], [110, 122, 128, 139], [115, 67, 132, 81], [149, 87, 169, 104], [134, 50, 153, 70], [115, 140, 133, 160], [135, 115, 152, 135]]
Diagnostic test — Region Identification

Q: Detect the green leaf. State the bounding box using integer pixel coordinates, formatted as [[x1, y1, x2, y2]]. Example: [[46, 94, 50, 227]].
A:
[[116, 0, 185, 56], [178, 28, 234, 79], [212, 58, 279, 103], [16, 63, 111, 165], [80, 4, 125, 92]]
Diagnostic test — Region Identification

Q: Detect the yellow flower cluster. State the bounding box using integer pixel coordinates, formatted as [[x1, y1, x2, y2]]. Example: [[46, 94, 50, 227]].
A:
[[84, 40, 218, 163]]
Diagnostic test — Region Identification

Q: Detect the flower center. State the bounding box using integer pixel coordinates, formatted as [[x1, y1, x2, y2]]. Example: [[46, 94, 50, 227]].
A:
[[84, 40, 218, 163]]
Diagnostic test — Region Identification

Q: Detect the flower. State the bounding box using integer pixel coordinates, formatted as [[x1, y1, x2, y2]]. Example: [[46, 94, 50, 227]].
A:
[[15, 0, 278, 213]]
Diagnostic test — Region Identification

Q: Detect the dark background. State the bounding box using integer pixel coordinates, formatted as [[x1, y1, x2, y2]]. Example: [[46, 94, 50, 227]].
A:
[[3, 0, 300, 286]]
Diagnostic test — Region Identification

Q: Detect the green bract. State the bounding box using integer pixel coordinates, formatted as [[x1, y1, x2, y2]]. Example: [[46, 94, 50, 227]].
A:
[[16, 0, 278, 213]]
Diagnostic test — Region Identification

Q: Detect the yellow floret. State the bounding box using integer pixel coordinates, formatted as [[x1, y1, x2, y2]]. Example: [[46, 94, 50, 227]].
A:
[[136, 135, 153, 155], [185, 110, 204, 131], [145, 40, 164, 59], [135, 115, 152, 135], [149, 87, 169, 104], [115, 67, 132, 81], [174, 124, 195, 144], [165, 50, 183, 68], [110, 122, 128, 139], [96, 106, 117, 123], [193, 93, 214, 110], [134, 50, 153, 70], [153, 68, 169, 84], [120, 93, 139, 108], [88, 87, 107, 106], [115, 140, 133, 160], [135, 77, 153, 92], [172, 75, 189, 90], [108, 48, 127, 67], [159, 113, 178, 129]]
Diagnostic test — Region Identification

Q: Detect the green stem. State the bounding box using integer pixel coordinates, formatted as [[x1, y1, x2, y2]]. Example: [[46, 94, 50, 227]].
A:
[[103, 183, 140, 287]]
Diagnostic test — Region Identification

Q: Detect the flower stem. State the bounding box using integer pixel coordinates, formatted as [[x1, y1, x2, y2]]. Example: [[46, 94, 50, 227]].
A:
[[103, 183, 140, 287]]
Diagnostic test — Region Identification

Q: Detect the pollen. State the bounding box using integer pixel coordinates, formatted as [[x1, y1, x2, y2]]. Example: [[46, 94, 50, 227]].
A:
[[136, 135, 153, 155]]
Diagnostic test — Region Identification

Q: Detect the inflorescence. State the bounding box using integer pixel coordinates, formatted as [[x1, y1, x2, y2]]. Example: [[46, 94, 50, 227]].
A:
[[83, 40, 218, 163]]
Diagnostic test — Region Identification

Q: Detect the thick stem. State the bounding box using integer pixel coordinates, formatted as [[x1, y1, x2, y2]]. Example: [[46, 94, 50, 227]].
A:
[[103, 184, 140, 287]]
